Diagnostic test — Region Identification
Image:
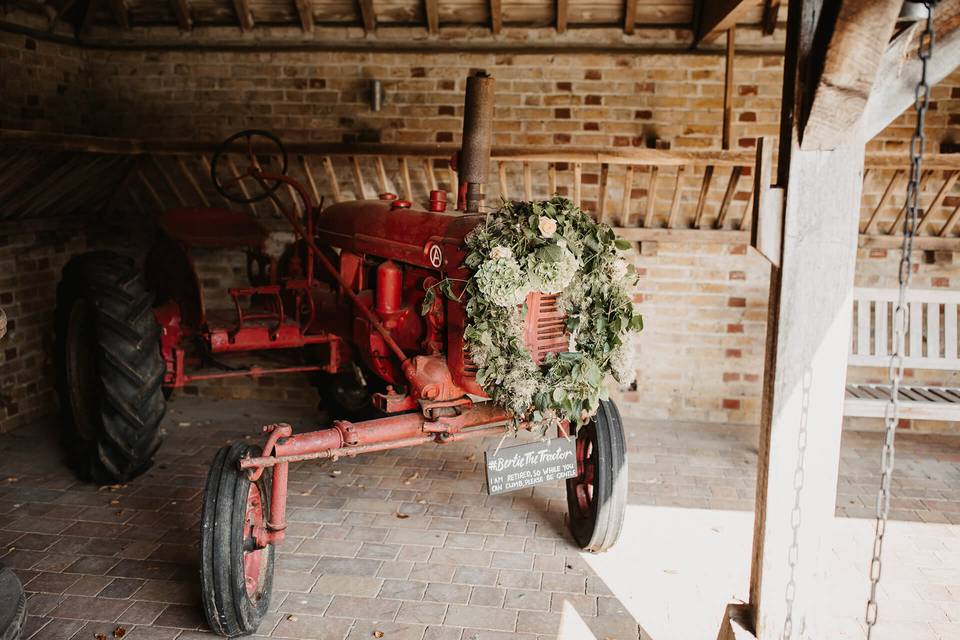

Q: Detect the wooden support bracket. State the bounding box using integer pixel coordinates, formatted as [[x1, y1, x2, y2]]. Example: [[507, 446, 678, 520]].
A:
[[750, 138, 783, 266]]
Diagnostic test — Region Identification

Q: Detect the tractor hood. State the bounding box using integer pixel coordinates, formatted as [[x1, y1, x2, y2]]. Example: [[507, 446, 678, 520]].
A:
[[314, 200, 484, 273]]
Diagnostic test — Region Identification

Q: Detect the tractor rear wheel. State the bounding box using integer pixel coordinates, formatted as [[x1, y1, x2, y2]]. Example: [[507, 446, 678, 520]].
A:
[[55, 251, 166, 484], [566, 399, 628, 552], [200, 444, 274, 638]]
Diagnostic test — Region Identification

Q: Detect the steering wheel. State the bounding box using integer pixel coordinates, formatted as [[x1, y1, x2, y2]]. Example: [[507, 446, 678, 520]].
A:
[[210, 130, 289, 204]]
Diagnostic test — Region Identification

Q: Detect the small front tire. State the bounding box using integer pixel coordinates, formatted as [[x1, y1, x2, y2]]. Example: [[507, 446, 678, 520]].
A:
[[200, 444, 275, 637], [566, 399, 628, 552]]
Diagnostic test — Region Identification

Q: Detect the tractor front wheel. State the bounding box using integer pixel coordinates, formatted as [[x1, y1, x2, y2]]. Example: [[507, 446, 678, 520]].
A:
[[200, 444, 275, 638], [566, 399, 628, 552], [55, 251, 166, 484]]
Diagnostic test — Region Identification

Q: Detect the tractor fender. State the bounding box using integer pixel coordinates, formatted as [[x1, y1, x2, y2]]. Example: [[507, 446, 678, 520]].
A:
[[144, 235, 205, 331]]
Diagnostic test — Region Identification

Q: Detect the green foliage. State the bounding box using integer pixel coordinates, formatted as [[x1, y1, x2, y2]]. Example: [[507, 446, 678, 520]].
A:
[[451, 196, 644, 431]]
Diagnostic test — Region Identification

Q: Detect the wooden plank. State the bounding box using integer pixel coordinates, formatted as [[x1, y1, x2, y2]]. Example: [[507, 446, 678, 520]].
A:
[[489, 0, 502, 34], [47, 0, 79, 31], [722, 28, 735, 149], [800, 0, 901, 151], [294, 0, 313, 32], [863, 0, 960, 140], [556, 0, 568, 33], [620, 165, 634, 226], [858, 234, 960, 251], [107, 0, 129, 29], [423, 158, 437, 192], [151, 155, 187, 207], [358, 0, 375, 32], [715, 166, 742, 229], [323, 156, 342, 203], [844, 396, 960, 420], [910, 300, 923, 358], [232, 0, 254, 30], [693, 165, 714, 228], [887, 169, 933, 234], [548, 163, 557, 197], [917, 170, 959, 231], [614, 227, 749, 244], [80, 0, 101, 36], [856, 298, 870, 356], [597, 163, 609, 222], [875, 299, 888, 357], [928, 302, 940, 359], [351, 156, 367, 199], [177, 156, 210, 207], [425, 0, 438, 34], [623, 0, 636, 34], [375, 156, 389, 194], [498, 161, 509, 201], [939, 200, 960, 237], [665, 165, 685, 228], [301, 156, 322, 207], [863, 169, 903, 233], [400, 157, 413, 202], [200, 155, 233, 208], [696, 0, 758, 44], [573, 162, 582, 208], [523, 162, 533, 201], [643, 166, 658, 228], [138, 169, 165, 211], [171, 0, 192, 30]]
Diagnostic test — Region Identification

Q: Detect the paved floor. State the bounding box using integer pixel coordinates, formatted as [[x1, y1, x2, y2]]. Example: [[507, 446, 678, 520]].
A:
[[0, 397, 958, 640]]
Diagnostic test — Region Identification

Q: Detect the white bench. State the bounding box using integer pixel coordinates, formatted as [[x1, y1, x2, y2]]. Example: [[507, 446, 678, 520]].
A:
[[844, 287, 960, 421]]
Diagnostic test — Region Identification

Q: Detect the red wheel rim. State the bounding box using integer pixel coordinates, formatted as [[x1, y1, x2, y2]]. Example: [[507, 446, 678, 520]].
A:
[[242, 482, 266, 598], [573, 430, 596, 517]]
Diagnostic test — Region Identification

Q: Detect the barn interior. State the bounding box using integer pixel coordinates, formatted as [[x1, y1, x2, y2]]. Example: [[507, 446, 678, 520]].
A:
[[1, 1, 960, 639]]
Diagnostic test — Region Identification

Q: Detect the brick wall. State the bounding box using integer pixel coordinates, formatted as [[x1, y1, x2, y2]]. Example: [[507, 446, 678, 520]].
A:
[[2, 33, 959, 432]]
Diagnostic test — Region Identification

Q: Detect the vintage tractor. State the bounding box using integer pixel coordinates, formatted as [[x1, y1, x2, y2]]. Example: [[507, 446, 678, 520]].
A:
[[53, 72, 628, 637]]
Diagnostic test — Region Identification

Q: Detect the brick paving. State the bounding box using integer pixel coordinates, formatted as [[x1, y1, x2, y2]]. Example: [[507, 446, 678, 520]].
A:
[[0, 397, 958, 640]]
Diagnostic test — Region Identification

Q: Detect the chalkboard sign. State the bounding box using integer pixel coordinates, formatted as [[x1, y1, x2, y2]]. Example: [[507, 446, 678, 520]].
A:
[[484, 437, 578, 495]]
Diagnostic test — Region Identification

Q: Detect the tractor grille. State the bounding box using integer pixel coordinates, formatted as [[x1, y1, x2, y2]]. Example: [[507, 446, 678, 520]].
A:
[[523, 292, 569, 364]]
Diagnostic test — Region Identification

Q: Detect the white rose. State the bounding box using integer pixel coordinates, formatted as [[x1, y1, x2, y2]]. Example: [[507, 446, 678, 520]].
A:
[[611, 258, 628, 280], [538, 216, 557, 238], [489, 245, 513, 260]]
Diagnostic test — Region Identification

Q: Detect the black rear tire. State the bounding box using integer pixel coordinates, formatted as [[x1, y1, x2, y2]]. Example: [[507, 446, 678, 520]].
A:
[[0, 564, 26, 640], [200, 444, 274, 638], [566, 399, 628, 552], [55, 251, 166, 484]]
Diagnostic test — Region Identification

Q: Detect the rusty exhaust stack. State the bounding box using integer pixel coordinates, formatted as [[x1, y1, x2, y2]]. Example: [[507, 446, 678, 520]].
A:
[[457, 71, 495, 213]]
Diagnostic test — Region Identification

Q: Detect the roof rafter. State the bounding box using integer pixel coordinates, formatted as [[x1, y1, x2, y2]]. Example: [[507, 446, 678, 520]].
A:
[[170, 0, 191, 31], [489, 0, 501, 34], [294, 0, 313, 32], [624, 0, 636, 34], [425, 0, 438, 34], [696, 0, 760, 44], [761, 0, 780, 36], [556, 0, 568, 33], [357, 0, 375, 33], [106, 0, 129, 29]]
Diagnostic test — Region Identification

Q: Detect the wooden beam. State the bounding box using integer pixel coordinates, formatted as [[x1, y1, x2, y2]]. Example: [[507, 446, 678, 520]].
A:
[[863, 0, 960, 140], [722, 27, 735, 149], [170, 0, 192, 31], [556, 0, 567, 34], [358, 0, 375, 32], [800, 0, 901, 151], [79, 0, 100, 37], [761, 0, 780, 36], [696, 0, 759, 44], [47, 0, 78, 31], [623, 0, 636, 35], [232, 0, 253, 30], [107, 0, 129, 29], [489, 0, 501, 34], [424, 0, 438, 34]]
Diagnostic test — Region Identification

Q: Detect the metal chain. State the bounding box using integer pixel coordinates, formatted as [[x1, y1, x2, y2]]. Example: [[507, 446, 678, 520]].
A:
[[865, 2, 936, 636], [782, 368, 813, 640]]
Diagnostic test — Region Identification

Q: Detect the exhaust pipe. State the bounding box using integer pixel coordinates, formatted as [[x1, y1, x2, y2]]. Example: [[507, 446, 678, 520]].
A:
[[457, 71, 495, 213]]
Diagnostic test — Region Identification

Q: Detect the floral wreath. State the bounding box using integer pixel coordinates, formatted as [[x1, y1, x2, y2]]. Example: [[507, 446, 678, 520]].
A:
[[427, 196, 643, 432]]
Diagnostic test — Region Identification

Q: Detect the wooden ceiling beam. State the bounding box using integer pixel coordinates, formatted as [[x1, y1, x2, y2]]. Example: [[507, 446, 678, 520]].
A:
[[863, 0, 960, 140], [696, 0, 760, 44], [232, 0, 253, 30], [489, 0, 501, 34], [170, 0, 191, 31], [358, 0, 375, 33], [294, 0, 313, 32], [79, 0, 100, 36], [46, 0, 78, 31], [556, 0, 567, 33], [623, 0, 636, 35], [106, 0, 129, 29], [800, 0, 902, 151], [425, 0, 438, 34]]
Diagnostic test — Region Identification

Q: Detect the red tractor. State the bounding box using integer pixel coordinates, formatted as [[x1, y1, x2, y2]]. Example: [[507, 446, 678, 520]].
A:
[[54, 73, 628, 637]]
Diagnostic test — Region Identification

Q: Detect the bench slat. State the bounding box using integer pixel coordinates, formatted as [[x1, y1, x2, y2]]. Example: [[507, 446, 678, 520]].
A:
[[856, 298, 870, 357], [927, 302, 940, 359], [909, 302, 922, 359], [947, 303, 958, 361], [844, 384, 960, 420], [875, 300, 887, 358]]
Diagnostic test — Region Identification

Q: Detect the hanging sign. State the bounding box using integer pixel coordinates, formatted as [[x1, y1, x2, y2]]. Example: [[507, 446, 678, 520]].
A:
[[484, 437, 578, 495]]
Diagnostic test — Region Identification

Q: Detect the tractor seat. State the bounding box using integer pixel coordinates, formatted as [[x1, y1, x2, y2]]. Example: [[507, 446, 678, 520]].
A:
[[159, 207, 268, 250]]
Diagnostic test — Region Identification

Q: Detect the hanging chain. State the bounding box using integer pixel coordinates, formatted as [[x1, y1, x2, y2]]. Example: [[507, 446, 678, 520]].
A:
[[865, 2, 936, 636], [782, 368, 813, 640]]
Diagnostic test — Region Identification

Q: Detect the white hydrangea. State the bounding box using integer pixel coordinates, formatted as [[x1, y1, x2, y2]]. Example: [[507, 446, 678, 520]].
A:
[[475, 256, 529, 307], [610, 257, 629, 281], [527, 244, 579, 294], [610, 340, 637, 385]]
